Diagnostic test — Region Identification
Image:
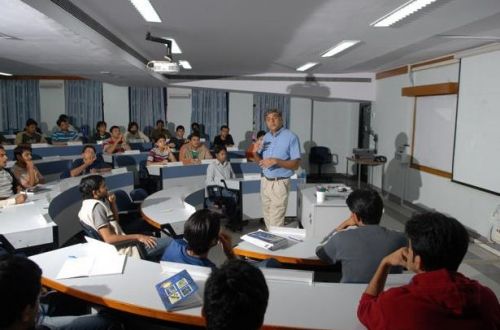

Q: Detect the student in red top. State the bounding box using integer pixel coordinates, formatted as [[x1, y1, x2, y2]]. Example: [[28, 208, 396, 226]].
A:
[[358, 212, 500, 330], [103, 126, 131, 154]]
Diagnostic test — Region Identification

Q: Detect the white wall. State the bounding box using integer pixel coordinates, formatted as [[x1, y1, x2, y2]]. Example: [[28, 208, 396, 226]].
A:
[[228, 92, 253, 149], [290, 97, 312, 171], [312, 101, 359, 175], [167, 87, 192, 134], [39, 80, 65, 134], [103, 83, 129, 131], [372, 62, 497, 238]]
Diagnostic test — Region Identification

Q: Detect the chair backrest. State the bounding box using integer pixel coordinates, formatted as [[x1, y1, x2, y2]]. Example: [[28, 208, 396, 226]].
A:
[[309, 146, 333, 163], [130, 188, 148, 203], [79, 221, 103, 241], [113, 189, 134, 212], [0, 234, 15, 254]]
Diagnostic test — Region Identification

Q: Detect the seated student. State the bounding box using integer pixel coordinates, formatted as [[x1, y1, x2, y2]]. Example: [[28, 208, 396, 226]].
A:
[[0, 145, 26, 208], [124, 122, 150, 144], [93, 121, 111, 143], [188, 122, 210, 142], [69, 145, 111, 177], [78, 175, 170, 259], [0, 255, 116, 330], [51, 114, 77, 133], [51, 117, 80, 145], [179, 132, 212, 164], [161, 209, 234, 267], [246, 130, 266, 162], [147, 135, 176, 165], [168, 125, 188, 150], [358, 212, 500, 329], [15, 118, 47, 145], [11, 145, 45, 189], [213, 125, 235, 148], [103, 126, 131, 154], [203, 259, 269, 330], [150, 119, 171, 142], [315, 189, 407, 283], [206, 145, 240, 229]]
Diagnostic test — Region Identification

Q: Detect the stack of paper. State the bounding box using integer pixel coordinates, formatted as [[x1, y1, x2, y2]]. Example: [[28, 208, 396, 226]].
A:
[[56, 238, 126, 279]]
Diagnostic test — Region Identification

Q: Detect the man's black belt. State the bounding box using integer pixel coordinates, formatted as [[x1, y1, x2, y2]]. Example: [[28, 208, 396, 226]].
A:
[[263, 176, 290, 181]]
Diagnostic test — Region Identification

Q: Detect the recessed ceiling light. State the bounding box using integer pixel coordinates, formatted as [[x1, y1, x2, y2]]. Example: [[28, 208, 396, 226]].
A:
[[296, 62, 318, 72], [179, 60, 192, 69], [165, 38, 182, 54], [0, 72, 13, 76], [321, 40, 360, 58], [130, 0, 162, 23], [371, 0, 438, 27]]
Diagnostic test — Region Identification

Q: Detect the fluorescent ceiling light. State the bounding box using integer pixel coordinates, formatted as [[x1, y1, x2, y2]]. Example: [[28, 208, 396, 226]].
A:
[[130, 0, 162, 23], [179, 60, 192, 70], [296, 62, 318, 72], [321, 40, 360, 58], [0, 72, 13, 76], [166, 38, 182, 54], [371, 0, 438, 27]]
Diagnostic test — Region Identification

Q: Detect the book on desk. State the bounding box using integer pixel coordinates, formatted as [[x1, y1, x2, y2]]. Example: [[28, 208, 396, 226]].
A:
[[156, 269, 202, 311]]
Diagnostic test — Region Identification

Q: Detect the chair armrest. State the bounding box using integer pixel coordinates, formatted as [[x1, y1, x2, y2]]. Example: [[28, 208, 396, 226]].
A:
[[332, 153, 339, 165]]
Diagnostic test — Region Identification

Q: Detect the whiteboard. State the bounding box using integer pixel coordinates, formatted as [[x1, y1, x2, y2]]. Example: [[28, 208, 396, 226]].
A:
[[453, 50, 500, 194], [412, 94, 457, 174]]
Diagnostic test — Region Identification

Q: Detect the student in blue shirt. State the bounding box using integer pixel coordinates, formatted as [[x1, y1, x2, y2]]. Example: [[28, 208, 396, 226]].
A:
[[51, 117, 79, 145], [161, 209, 234, 267], [69, 145, 111, 177], [255, 109, 301, 228]]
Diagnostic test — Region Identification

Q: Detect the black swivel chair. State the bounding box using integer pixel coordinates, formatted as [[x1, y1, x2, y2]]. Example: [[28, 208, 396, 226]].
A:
[[309, 146, 338, 178], [79, 220, 147, 259]]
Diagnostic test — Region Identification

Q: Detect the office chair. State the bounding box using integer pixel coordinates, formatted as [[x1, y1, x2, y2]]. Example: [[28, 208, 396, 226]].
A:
[[113, 189, 156, 235], [130, 188, 148, 203], [205, 181, 244, 231], [79, 220, 147, 259], [309, 146, 338, 178]]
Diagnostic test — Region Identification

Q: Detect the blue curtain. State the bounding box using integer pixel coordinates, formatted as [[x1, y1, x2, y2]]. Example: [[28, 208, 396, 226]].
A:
[[65, 80, 103, 135], [0, 80, 40, 132], [191, 89, 228, 141], [129, 87, 166, 135], [253, 93, 290, 132]]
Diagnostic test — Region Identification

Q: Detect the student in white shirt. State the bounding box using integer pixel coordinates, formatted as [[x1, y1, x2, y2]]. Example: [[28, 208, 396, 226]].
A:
[[205, 146, 243, 231]]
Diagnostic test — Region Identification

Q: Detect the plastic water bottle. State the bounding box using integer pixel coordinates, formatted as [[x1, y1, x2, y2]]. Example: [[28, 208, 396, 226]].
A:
[[298, 168, 307, 184]]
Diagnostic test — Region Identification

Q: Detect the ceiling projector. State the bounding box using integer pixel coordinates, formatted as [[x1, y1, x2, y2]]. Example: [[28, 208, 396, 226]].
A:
[[147, 60, 180, 74]]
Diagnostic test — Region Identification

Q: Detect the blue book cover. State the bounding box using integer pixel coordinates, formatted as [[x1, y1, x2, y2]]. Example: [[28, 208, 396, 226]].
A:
[[155, 269, 202, 311]]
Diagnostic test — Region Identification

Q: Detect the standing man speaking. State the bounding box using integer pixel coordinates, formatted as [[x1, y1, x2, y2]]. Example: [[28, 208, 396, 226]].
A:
[[256, 109, 301, 228]]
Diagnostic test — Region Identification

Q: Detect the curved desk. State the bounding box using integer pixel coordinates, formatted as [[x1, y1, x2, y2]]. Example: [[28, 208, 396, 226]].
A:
[[234, 237, 327, 267], [30, 243, 400, 330], [0, 171, 135, 252], [141, 184, 205, 236]]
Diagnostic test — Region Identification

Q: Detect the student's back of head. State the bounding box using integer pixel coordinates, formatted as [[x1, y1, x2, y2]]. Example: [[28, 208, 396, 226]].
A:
[[184, 209, 221, 255], [406, 212, 469, 271], [203, 259, 269, 330], [346, 189, 383, 225], [0, 255, 42, 329]]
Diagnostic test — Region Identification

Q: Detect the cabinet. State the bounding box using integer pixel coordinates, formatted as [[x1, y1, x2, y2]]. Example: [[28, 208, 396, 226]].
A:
[[297, 185, 350, 238]]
